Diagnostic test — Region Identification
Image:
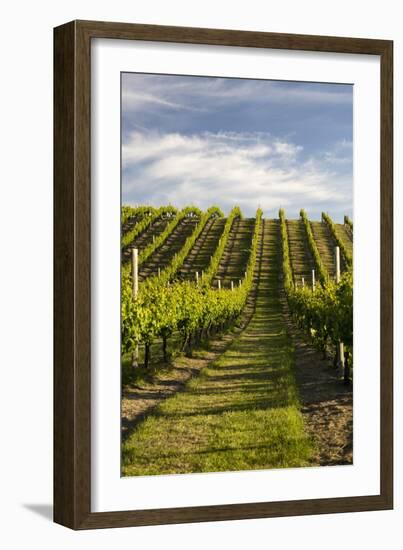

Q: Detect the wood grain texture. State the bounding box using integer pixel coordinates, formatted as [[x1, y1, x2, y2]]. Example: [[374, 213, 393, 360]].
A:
[[54, 21, 76, 528], [380, 41, 393, 507], [54, 20, 393, 530], [54, 20, 91, 528], [72, 19, 391, 54]]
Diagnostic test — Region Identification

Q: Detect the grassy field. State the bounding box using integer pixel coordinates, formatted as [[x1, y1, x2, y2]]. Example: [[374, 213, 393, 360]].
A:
[[122, 220, 314, 476]]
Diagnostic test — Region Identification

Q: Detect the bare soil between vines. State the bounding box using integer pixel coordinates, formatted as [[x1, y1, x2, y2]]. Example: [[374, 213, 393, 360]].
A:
[[292, 336, 353, 466], [282, 295, 353, 466]]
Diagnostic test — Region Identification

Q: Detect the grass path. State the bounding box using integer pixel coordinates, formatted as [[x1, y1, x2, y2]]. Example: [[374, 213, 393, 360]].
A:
[[122, 219, 314, 476]]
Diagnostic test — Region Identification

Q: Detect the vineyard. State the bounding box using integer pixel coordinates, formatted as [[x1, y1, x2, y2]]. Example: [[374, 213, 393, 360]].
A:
[[121, 204, 353, 476]]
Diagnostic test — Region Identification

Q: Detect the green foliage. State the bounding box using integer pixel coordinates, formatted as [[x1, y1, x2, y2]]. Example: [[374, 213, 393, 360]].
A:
[[150, 206, 224, 285], [122, 277, 243, 356], [121, 205, 177, 250], [344, 215, 353, 232], [201, 206, 243, 286], [279, 208, 293, 291], [121, 206, 201, 278], [322, 212, 352, 267], [299, 209, 328, 284], [334, 270, 353, 346], [138, 206, 202, 265], [121, 205, 139, 226], [279, 209, 353, 357], [121, 205, 160, 227], [121, 207, 262, 360], [286, 274, 353, 352], [122, 204, 352, 372]]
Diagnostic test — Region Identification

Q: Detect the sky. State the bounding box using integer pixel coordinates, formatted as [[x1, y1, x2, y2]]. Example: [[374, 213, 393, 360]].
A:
[[121, 73, 353, 221]]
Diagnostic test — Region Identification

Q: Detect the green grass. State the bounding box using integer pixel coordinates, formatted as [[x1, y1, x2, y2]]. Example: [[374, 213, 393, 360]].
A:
[[122, 220, 314, 476]]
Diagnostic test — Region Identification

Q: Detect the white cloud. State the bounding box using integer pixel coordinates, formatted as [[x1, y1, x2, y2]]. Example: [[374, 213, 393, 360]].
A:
[[122, 131, 352, 220]]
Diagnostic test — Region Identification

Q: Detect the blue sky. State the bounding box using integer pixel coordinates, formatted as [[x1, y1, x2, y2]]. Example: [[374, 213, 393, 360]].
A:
[[122, 73, 353, 221]]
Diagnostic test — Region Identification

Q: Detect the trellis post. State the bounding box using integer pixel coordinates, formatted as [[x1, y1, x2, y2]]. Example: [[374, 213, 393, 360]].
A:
[[335, 246, 346, 379], [131, 248, 139, 368]]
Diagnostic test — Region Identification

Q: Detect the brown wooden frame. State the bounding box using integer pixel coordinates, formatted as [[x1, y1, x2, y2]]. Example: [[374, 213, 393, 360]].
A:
[[54, 19, 393, 530]]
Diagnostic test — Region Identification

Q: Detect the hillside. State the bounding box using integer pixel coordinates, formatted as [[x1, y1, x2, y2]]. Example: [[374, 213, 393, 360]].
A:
[[121, 205, 353, 475]]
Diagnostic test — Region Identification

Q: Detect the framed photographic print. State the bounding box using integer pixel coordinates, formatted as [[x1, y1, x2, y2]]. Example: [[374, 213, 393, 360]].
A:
[[54, 20, 393, 529]]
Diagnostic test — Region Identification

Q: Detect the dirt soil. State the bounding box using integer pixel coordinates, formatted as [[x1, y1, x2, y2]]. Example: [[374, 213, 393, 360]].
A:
[[294, 339, 353, 465], [282, 302, 353, 466]]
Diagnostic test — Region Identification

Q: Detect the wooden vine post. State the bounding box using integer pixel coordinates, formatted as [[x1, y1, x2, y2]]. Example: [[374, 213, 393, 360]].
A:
[[131, 247, 139, 368]]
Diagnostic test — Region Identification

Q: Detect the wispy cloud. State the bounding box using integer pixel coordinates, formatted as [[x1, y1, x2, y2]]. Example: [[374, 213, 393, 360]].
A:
[[121, 73, 353, 221], [321, 139, 353, 166], [122, 88, 206, 113], [122, 131, 352, 220], [122, 74, 353, 116]]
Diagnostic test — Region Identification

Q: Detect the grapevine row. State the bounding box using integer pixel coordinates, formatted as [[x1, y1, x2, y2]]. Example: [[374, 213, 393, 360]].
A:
[[299, 209, 328, 284], [144, 206, 224, 286], [280, 209, 353, 375], [138, 206, 201, 265], [121, 205, 140, 226], [121, 208, 262, 367], [322, 212, 352, 267], [202, 206, 242, 286], [121, 206, 177, 250], [344, 215, 353, 232]]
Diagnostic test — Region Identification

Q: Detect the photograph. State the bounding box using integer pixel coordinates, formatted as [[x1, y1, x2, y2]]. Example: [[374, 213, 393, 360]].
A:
[[120, 72, 354, 477]]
